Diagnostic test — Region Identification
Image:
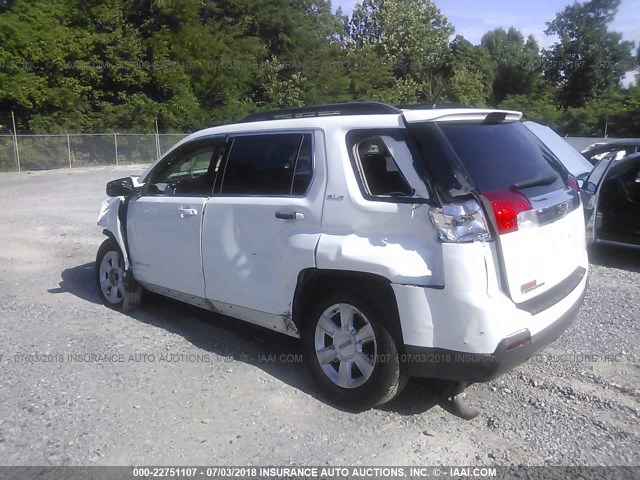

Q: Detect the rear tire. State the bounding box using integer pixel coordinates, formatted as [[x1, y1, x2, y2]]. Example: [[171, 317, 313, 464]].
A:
[[95, 238, 142, 313], [302, 288, 408, 410]]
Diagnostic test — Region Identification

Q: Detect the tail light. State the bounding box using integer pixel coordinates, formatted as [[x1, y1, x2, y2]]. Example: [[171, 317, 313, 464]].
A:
[[482, 190, 537, 235], [429, 200, 492, 243], [567, 175, 580, 192]]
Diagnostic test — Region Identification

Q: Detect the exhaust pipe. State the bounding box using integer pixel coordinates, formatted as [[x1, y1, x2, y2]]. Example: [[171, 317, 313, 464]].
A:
[[438, 381, 480, 420]]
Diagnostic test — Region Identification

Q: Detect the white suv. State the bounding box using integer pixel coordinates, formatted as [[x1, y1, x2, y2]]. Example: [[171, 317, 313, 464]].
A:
[[96, 103, 588, 410]]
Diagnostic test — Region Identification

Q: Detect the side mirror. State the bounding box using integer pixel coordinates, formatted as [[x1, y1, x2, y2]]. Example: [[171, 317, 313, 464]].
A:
[[106, 177, 135, 197]]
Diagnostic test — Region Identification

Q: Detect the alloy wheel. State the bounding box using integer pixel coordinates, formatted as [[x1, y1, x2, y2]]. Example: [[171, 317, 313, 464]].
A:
[[313, 303, 378, 389]]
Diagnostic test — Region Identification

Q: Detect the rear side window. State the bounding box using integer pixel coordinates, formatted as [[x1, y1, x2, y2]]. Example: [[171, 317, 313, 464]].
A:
[[355, 136, 413, 197], [221, 133, 313, 196], [438, 122, 565, 196]]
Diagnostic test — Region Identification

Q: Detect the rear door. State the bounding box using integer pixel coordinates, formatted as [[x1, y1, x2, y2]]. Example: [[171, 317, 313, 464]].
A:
[[441, 121, 586, 304], [201, 131, 324, 319], [411, 118, 587, 306]]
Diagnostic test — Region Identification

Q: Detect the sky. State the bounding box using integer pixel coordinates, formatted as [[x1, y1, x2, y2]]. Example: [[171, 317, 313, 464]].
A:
[[333, 0, 640, 82]]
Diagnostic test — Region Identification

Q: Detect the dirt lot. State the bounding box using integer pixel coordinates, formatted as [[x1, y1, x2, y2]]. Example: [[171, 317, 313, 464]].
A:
[[0, 166, 638, 466]]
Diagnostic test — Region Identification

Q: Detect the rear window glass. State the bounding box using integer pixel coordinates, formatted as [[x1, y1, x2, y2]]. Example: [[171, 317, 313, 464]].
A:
[[438, 122, 565, 195]]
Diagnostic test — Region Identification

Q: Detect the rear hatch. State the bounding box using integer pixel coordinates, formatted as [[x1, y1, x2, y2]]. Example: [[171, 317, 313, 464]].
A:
[[407, 113, 585, 306]]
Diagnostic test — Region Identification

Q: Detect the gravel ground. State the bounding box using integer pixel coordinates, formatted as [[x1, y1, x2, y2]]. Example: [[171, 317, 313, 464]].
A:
[[0, 166, 638, 467]]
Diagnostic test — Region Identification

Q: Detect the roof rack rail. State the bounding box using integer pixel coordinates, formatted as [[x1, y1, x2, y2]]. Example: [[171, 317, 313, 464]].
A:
[[398, 103, 473, 110], [242, 102, 401, 122]]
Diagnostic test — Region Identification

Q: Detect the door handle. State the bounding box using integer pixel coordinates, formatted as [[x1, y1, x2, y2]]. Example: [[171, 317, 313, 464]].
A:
[[275, 212, 304, 221], [178, 207, 198, 218]]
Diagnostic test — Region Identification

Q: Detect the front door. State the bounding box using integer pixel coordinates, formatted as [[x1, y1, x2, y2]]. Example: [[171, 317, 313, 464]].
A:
[[127, 137, 225, 297]]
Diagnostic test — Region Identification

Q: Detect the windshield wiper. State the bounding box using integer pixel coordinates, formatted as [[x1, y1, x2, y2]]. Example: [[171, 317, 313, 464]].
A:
[[511, 174, 557, 190]]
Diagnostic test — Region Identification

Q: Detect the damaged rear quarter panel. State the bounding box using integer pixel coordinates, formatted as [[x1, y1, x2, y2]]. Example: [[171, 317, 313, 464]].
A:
[[315, 233, 441, 286]]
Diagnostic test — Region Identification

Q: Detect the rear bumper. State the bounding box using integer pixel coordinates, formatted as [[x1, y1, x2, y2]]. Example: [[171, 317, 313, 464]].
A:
[[404, 283, 587, 382]]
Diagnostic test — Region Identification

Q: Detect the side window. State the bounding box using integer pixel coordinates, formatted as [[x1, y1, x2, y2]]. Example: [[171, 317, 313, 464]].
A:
[[147, 140, 223, 197], [221, 133, 313, 196], [354, 136, 413, 198]]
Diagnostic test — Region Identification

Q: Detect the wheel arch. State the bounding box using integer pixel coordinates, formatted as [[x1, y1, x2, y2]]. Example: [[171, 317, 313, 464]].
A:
[[291, 268, 404, 346], [97, 196, 132, 269], [102, 228, 116, 242]]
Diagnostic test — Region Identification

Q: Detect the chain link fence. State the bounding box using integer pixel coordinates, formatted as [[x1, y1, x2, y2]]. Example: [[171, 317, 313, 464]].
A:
[[2, 133, 629, 173], [0, 133, 188, 172]]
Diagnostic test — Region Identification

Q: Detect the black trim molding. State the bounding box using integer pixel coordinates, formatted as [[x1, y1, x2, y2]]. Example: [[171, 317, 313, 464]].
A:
[[404, 283, 586, 382], [516, 267, 586, 316]]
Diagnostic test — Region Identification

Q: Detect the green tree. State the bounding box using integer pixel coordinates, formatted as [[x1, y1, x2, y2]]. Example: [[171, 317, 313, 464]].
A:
[[562, 85, 640, 137], [0, 0, 204, 132], [274, 0, 351, 107], [616, 84, 640, 136], [481, 27, 542, 104], [381, 0, 453, 100], [71, 1, 160, 131], [206, 0, 347, 111], [0, 0, 350, 131], [348, 0, 384, 48], [0, 0, 91, 131], [500, 85, 640, 138], [500, 92, 563, 130], [344, 44, 405, 103], [446, 36, 495, 105], [124, 0, 233, 128], [543, 0, 636, 108], [348, 0, 453, 102]]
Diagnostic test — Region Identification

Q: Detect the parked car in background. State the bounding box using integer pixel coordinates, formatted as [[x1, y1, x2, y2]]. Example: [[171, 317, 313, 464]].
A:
[[582, 152, 640, 249], [581, 140, 640, 166], [96, 103, 588, 411]]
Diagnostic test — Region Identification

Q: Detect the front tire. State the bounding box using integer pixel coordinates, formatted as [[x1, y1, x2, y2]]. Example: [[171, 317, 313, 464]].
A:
[[95, 238, 142, 313], [302, 289, 408, 410]]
